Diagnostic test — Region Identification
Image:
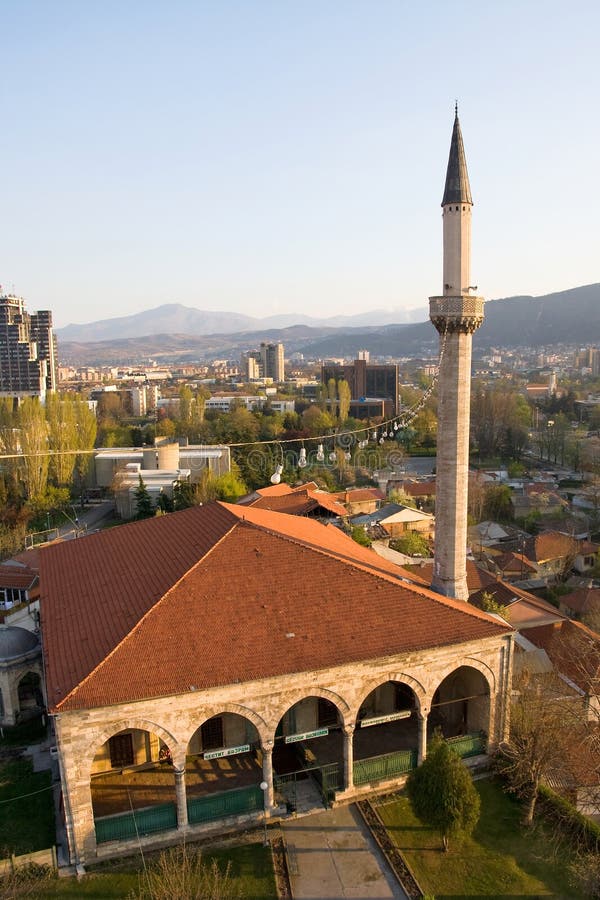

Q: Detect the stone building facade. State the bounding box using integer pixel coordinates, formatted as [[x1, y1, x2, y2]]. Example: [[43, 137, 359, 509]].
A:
[[41, 502, 512, 864]]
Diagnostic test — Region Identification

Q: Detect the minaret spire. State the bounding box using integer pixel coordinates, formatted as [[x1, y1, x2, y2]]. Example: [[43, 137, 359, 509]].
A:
[[441, 106, 473, 207], [428, 110, 485, 601]]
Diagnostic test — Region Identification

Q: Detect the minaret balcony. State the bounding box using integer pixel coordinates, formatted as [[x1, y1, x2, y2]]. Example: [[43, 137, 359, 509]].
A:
[[429, 295, 484, 335]]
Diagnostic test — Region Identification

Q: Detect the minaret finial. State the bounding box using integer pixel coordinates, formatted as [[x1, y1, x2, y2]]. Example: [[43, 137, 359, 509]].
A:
[[455, 100, 458, 117]]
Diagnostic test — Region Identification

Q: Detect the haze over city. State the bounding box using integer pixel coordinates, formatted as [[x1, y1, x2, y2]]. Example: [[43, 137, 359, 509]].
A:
[[2, 0, 599, 327]]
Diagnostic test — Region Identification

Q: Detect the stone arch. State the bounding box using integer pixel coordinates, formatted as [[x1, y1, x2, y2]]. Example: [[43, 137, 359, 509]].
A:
[[430, 660, 494, 739], [269, 686, 351, 735], [85, 718, 185, 774], [183, 702, 270, 747], [352, 671, 427, 722], [431, 657, 496, 698]]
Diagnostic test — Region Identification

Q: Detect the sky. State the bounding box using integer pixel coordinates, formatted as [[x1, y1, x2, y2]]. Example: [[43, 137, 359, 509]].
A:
[[1, 0, 599, 328]]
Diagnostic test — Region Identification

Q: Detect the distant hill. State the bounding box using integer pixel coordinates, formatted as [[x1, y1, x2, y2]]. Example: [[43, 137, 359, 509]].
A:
[[295, 284, 600, 357], [57, 283, 600, 365], [57, 303, 425, 342]]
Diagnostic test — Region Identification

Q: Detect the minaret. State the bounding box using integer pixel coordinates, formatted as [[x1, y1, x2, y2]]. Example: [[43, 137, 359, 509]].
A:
[[429, 107, 484, 601]]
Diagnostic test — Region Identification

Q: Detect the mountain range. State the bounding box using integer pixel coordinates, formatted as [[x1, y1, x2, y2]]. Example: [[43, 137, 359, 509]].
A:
[[57, 283, 600, 366], [57, 304, 426, 343]]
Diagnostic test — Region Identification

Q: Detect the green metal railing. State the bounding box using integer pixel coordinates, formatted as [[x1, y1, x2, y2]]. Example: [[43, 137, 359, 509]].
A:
[[446, 731, 487, 758], [353, 748, 418, 786], [95, 801, 177, 844], [187, 784, 263, 825]]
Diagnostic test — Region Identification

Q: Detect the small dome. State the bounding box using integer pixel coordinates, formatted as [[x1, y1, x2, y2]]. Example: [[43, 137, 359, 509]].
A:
[[0, 625, 39, 661]]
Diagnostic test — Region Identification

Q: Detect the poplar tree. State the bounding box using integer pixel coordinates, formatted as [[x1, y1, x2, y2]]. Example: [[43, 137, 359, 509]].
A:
[[18, 398, 50, 500], [338, 379, 351, 423]]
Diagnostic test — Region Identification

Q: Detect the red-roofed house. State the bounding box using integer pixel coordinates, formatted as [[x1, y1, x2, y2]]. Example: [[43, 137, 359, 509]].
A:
[[559, 586, 600, 620], [522, 620, 600, 722], [238, 482, 348, 518], [40, 502, 512, 864], [522, 531, 579, 583]]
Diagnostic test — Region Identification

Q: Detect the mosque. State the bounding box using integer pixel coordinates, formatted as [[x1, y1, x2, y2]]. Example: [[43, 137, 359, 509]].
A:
[[39, 110, 512, 865]]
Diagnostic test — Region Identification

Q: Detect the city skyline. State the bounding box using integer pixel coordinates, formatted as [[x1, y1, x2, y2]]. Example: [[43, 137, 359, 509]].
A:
[[2, 1, 599, 327]]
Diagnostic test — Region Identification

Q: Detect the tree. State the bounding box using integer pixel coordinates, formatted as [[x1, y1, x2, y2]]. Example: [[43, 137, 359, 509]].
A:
[[301, 405, 334, 436], [390, 531, 429, 557], [18, 398, 50, 500], [482, 484, 513, 522], [480, 590, 510, 621], [388, 488, 417, 509], [496, 668, 570, 825], [134, 475, 155, 519], [350, 525, 371, 547], [406, 731, 480, 850], [46, 394, 77, 485], [338, 379, 351, 423]]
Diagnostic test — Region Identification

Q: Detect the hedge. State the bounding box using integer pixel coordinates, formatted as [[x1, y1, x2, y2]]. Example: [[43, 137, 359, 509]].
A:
[[538, 783, 600, 852]]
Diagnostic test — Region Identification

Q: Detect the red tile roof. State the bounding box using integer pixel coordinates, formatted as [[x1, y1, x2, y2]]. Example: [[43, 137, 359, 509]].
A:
[[404, 559, 496, 594], [247, 487, 348, 517], [493, 551, 537, 575], [469, 580, 565, 628], [331, 488, 386, 503], [399, 481, 436, 498], [523, 531, 578, 564], [523, 619, 600, 694], [559, 587, 600, 616], [9, 549, 40, 571], [40, 502, 510, 713], [0, 564, 38, 590]]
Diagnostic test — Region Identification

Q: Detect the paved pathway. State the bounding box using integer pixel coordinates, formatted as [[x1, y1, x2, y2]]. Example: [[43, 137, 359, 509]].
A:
[[283, 804, 407, 900]]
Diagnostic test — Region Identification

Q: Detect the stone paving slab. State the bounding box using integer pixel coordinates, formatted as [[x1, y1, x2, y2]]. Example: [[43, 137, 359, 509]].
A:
[[283, 804, 407, 899]]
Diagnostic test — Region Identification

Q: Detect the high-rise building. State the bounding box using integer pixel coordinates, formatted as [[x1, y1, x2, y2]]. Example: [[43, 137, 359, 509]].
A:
[[241, 349, 262, 380], [0, 293, 57, 402], [429, 108, 484, 601], [321, 358, 399, 419], [241, 342, 285, 382], [260, 342, 285, 382]]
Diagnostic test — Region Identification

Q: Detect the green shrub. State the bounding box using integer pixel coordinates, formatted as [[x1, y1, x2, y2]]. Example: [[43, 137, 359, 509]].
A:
[[537, 784, 600, 852]]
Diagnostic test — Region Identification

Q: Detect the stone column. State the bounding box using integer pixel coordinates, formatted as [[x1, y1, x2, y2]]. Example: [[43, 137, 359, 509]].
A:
[[343, 724, 355, 791], [174, 767, 188, 829], [261, 740, 274, 810], [417, 708, 429, 765]]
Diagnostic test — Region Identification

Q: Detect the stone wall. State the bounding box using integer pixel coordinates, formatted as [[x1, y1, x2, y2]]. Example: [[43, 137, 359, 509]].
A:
[[54, 631, 512, 863]]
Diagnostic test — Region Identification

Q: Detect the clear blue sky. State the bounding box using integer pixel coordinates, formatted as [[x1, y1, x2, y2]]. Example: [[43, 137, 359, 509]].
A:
[[1, 0, 598, 327]]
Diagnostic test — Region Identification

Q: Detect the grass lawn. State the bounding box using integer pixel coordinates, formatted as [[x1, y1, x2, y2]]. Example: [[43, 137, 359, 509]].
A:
[[0, 757, 55, 856], [31, 842, 277, 899], [377, 777, 582, 898]]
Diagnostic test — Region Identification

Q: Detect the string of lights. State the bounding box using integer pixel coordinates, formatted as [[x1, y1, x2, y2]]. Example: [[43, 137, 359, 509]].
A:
[[0, 328, 448, 464]]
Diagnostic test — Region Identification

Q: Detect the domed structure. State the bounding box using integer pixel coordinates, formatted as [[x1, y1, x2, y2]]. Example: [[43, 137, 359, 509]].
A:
[[0, 624, 44, 727], [0, 624, 39, 660]]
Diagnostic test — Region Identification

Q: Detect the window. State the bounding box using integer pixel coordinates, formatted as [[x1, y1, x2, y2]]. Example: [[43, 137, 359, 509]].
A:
[[109, 732, 134, 768]]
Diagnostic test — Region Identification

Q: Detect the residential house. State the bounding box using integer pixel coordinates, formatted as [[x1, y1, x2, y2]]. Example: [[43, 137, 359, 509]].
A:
[[238, 482, 348, 519], [350, 503, 435, 541], [521, 531, 579, 584], [469, 581, 566, 630], [330, 488, 385, 516], [558, 586, 600, 622]]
